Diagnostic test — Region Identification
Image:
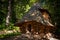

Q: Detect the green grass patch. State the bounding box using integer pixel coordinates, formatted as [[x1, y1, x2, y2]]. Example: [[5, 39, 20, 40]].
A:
[[0, 32, 21, 38]]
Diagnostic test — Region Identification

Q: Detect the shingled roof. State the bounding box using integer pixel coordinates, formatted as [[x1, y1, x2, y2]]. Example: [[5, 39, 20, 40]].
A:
[[16, 3, 54, 26]]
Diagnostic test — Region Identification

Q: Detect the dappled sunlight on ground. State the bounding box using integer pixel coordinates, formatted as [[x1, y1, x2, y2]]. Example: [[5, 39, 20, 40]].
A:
[[0, 32, 60, 40]]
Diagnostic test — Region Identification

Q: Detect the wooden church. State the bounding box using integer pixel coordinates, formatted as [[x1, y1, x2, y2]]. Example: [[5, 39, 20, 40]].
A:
[[14, 3, 58, 40]]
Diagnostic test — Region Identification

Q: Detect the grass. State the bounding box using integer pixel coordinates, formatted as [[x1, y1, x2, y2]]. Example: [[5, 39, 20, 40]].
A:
[[0, 32, 21, 38], [0, 24, 21, 38]]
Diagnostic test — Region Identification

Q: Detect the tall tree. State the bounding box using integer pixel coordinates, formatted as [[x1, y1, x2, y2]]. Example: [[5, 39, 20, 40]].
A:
[[6, 0, 12, 27]]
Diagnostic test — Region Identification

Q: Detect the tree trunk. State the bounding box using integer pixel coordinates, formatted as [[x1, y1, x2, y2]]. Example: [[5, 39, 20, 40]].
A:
[[6, 0, 12, 27]]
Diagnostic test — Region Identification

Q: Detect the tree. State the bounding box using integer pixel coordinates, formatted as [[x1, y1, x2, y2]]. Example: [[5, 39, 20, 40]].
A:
[[6, 0, 12, 27]]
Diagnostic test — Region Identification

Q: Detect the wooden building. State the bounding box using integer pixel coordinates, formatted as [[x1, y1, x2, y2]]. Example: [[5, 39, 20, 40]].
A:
[[14, 3, 57, 40]]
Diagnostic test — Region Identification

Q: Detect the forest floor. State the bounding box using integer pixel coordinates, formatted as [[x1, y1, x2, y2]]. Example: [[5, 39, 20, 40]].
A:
[[0, 34, 40, 40], [0, 30, 60, 40], [0, 33, 60, 40], [0, 34, 48, 40]]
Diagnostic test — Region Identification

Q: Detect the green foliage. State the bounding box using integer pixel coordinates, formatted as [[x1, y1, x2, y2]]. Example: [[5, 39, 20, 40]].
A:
[[0, 23, 6, 30], [12, 0, 38, 20], [0, 32, 20, 38], [0, 0, 8, 24], [6, 23, 20, 31]]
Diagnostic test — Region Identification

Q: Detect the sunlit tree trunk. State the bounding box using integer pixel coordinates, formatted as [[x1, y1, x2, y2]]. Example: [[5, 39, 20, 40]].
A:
[[6, 0, 12, 27]]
